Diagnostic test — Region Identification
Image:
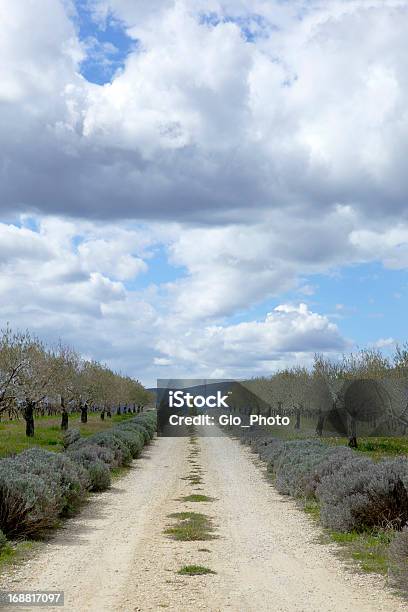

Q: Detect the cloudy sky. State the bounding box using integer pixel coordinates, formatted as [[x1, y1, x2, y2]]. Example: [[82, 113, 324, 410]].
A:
[[1, 0, 408, 385]]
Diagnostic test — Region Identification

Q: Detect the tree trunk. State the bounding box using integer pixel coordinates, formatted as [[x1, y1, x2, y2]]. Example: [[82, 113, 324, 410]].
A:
[[347, 414, 358, 448], [60, 397, 68, 431], [61, 410, 68, 430], [117, 405, 121, 416], [80, 402, 88, 424], [24, 400, 35, 437], [315, 409, 325, 437], [294, 406, 301, 430]]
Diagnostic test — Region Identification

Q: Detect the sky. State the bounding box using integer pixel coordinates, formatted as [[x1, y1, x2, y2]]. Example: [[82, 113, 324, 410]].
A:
[[1, 0, 408, 386]]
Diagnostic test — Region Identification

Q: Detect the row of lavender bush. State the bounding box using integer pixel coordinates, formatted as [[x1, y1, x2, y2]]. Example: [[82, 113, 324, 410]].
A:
[[0, 412, 156, 549], [234, 426, 408, 596]]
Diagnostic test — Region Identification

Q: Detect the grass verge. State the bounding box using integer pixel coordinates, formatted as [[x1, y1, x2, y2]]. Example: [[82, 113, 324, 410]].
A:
[[328, 529, 395, 574], [300, 489, 395, 575], [0, 412, 137, 457], [0, 540, 38, 572], [264, 424, 408, 459]]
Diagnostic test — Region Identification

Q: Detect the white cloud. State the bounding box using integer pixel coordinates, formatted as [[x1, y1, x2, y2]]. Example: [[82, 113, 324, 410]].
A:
[[372, 337, 396, 349], [78, 239, 147, 280], [3, 0, 408, 224], [2, 1, 408, 382], [0, 215, 350, 383], [164, 207, 360, 320], [154, 302, 348, 379], [0, 223, 53, 262], [0, 0, 82, 104]]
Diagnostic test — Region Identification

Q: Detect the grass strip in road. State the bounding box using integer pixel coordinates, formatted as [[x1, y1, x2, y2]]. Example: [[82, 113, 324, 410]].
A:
[[177, 565, 216, 576], [181, 474, 203, 485], [178, 494, 215, 503], [165, 512, 216, 541]]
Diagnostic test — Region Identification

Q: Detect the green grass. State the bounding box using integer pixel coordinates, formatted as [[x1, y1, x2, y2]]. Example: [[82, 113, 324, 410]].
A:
[[263, 423, 408, 459], [325, 436, 408, 459], [0, 412, 136, 457], [181, 474, 203, 485], [302, 499, 320, 520], [0, 540, 38, 571], [300, 501, 393, 576], [302, 495, 396, 575], [179, 494, 215, 503], [328, 529, 395, 574], [165, 512, 216, 541], [177, 565, 216, 576], [110, 465, 132, 480]]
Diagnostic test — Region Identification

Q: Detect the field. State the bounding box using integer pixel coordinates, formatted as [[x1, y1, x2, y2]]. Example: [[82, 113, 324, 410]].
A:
[[0, 412, 139, 458], [263, 421, 408, 459]]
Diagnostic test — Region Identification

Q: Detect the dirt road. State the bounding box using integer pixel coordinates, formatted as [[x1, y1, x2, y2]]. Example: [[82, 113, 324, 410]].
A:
[[1, 432, 406, 611]]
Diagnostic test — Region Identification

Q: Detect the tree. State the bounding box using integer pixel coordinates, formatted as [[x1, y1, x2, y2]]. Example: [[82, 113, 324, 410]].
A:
[[0, 326, 31, 418], [52, 344, 82, 430], [1, 325, 152, 436], [13, 335, 57, 437]]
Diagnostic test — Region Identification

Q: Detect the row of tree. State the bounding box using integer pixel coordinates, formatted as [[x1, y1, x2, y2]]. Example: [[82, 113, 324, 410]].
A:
[[237, 347, 408, 446], [0, 326, 152, 436]]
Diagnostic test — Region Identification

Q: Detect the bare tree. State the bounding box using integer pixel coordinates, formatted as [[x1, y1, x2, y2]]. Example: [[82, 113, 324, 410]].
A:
[[13, 336, 57, 437], [0, 325, 156, 437]]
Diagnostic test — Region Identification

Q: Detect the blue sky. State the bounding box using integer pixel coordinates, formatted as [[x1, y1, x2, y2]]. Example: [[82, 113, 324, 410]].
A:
[[214, 261, 408, 349], [286, 263, 408, 348], [1, 0, 408, 384], [75, 1, 135, 84]]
